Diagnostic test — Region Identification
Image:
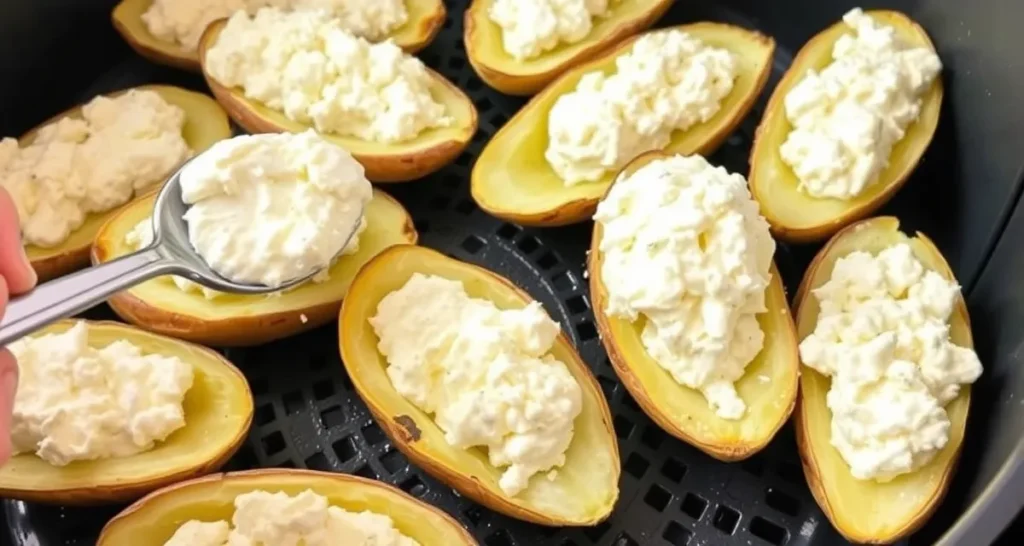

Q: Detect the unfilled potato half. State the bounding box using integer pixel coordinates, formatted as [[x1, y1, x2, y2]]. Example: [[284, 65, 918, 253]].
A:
[[588, 151, 799, 461], [464, 0, 672, 95], [794, 217, 972, 544], [112, 0, 447, 72], [471, 23, 774, 227], [21, 85, 230, 282], [198, 19, 477, 183], [339, 245, 620, 526], [97, 469, 478, 545], [92, 189, 417, 347], [749, 11, 943, 244], [0, 320, 252, 505]]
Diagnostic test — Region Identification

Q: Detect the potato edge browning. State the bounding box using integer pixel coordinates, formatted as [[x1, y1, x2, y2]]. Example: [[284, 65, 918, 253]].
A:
[[198, 19, 478, 183], [0, 320, 253, 505], [463, 0, 675, 96], [749, 11, 944, 244], [469, 23, 775, 227], [97, 469, 479, 546], [793, 217, 971, 543], [338, 245, 620, 526]]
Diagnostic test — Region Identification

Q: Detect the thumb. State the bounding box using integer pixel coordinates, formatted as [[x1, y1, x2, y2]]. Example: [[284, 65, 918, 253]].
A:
[[0, 348, 18, 466], [0, 187, 37, 295]]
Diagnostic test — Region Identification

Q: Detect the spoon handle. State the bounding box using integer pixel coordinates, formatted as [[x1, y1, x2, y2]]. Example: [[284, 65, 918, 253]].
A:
[[0, 247, 178, 346]]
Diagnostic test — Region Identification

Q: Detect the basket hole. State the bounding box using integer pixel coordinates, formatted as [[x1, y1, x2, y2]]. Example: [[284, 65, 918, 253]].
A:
[[463, 506, 483, 526], [361, 422, 386, 446], [559, 540, 578, 546], [537, 251, 559, 270], [712, 505, 741, 534], [254, 404, 275, 426], [575, 320, 598, 341], [304, 452, 331, 471], [455, 199, 476, 215], [312, 379, 334, 401], [461, 235, 486, 254], [332, 436, 358, 462], [261, 431, 285, 456], [478, 97, 494, 112], [455, 153, 473, 167], [621, 394, 641, 412], [680, 493, 708, 520], [250, 377, 269, 395], [430, 195, 451, 210], [765, 487, 800, 517], [516, 235, 540, 254], [467, 78, 483, 92], [277, 460, 296, 469], [776, 461, 803, 485], [414, 219, 431, 234], [552, 271, 573, 291], [742, 458, 764, 477], [282, 391, 304, 415], [612, 532, 638, 546], [584, 522, 610, 542], [644, 484, 671, 512], [642, 425, 666, 450], [497, 223, 520, 240], [613, 414, 634, 439], [401, 475, 427, 497], [448, 56, 466, 70], [320, 406, 345, 429], [355, 464, 379, 480], [661, 457, 687, 483], [491, 112, 509, 128], [662, 521, 693, 546], [598, 375, 618, 399], [485, 530, 513, 546], [380, 449, 406, 474], [308, 354, 329, 371], [442, 177, 460, 188], [750, 516, 789, 545], [566, 295, 588, 314], [624, 453, 649, 479]]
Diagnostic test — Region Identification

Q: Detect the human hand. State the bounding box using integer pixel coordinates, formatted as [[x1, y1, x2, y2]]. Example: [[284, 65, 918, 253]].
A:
[[0, 187, 37, 464]]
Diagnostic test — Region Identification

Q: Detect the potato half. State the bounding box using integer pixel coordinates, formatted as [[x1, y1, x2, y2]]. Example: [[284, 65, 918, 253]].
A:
[[749, 11, 943, 244], [112, 0, 446, 72], [587, 151, 799, 461], [464, 0, 672, 95], [794, 217, 973, 544], [0, 320, 252, 505], [339, 245, 620, 526], [198, 19, 477, 183], [471, 23, 774, 227], [97, 469, 478, 545], [92, 189, 417, 347], [20, 85, 230, 282]]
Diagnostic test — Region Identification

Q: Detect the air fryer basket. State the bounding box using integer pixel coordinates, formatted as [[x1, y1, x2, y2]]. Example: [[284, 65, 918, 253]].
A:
[[2, 0, 1023, 544]]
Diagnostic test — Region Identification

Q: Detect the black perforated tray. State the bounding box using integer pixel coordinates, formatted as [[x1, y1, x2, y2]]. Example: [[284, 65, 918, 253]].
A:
[[1, 1, 898, 545]]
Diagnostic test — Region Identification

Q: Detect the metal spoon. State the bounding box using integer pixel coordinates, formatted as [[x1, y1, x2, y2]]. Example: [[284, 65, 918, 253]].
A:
[[0, 158, 363, 346]]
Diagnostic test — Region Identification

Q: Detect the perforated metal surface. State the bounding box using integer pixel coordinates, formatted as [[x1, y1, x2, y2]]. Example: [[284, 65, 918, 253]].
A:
[[4, 1, 863, 545]]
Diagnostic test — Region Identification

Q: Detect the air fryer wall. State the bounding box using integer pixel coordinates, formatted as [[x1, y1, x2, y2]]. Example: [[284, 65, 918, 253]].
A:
[[1, 1, 1022, 545]]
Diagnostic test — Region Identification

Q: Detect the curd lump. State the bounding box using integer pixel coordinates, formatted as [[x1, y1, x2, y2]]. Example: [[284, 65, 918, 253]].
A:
[[370, 273, 583, 496], [142, 0, 409, 52], [179, 130, 371, 289], [163, 489, 419, 546], [779, 8, 942, 200], [546, 29, 738, 185], [0, 90, 190, 248], [8, 322, 193, 466], [594, 155, 775, 420], [488, 0, 617, 61], [799, 243, 982, 481], [205, 8, 451, 144]]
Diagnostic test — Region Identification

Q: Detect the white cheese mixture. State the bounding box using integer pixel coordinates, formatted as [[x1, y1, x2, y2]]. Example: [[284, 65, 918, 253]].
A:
[[179, 130, 371, 289], [594, 155, 776, 420], [141, 0, 409, 52], [164, 489, 420, 546], [8, 322, 193, 466], [370, 273, 583, 496], [488, 0, 616, 60], [546, 29, 738, 185], [779, 8, 942, 200], [205, 8, 451, 144], [0, 90, 190, 248], [799, 243, 983, 481]]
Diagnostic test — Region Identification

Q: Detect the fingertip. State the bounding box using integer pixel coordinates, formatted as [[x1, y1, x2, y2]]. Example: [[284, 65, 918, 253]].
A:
[[0, 187, 37, 294], [0, 349, 16, 467]]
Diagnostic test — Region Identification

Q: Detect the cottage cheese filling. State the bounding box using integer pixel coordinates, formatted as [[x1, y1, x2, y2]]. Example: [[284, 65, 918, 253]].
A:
[[179, 130, 371, 289], [164, 489, 420, 546], [546, 29, 738, 185], [142, 0, 409, 52], [594, 155, 776, 420], [205, 8, 451, 144], [799, 243, 983, 481], [488, 0, 617, 60], [8, 322, 193, 466], [0, 90, 190, 248], [779, 8, 943, 200], [370, 273, 583, 496]]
